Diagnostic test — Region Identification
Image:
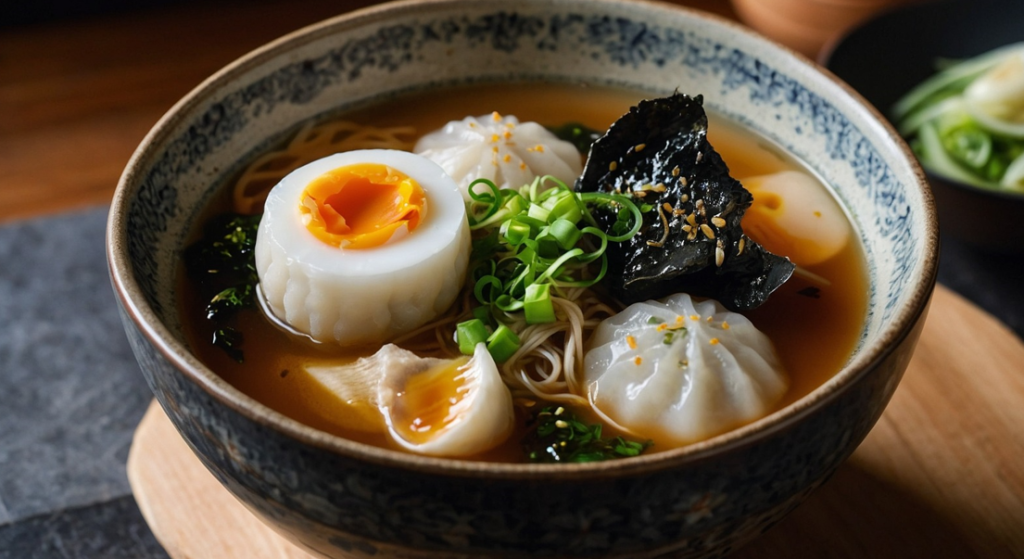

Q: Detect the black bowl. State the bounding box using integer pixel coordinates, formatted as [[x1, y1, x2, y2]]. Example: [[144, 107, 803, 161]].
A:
[[822, 0, 1024, 252]]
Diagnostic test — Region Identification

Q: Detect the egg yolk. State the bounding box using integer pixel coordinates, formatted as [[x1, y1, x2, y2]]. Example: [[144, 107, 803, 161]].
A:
[[300, 163, 424, 249], [390, 357, 471, 445]]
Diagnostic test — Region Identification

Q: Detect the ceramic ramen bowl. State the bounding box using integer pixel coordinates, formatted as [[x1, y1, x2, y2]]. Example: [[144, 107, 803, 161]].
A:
[[107, 0, 937, 557]]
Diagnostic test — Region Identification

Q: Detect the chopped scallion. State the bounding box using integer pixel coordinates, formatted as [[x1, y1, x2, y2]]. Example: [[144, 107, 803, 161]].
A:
[[456, 319, 490, 356], [487, 324, 521, 363], [524, 283, 556, 324]]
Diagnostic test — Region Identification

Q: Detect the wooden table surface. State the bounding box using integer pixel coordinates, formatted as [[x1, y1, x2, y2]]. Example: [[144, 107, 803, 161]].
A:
[[4, 1, 1023, 558]]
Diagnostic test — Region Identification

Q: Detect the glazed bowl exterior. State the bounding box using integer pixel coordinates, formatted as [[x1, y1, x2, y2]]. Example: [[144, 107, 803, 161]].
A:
[[107, 0, 938, 557], [823, 0, 1024, 252]]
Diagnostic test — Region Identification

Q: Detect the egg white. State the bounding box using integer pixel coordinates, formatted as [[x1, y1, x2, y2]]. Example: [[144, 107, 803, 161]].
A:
[[255, 150, 470, 346]]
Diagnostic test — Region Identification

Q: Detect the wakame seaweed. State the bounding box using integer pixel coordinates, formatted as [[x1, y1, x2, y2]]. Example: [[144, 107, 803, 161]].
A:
[[523, 406, 651, 463], [575, 93, 794, 311], [184, 213, 262, 362], [549, 122, 603, 155]]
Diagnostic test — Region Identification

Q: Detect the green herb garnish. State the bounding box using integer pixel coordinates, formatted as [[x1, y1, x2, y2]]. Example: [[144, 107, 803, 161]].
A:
[[184, 213, 262, 362], [523, 406, 651, 463], [547, 122, 602, 155]]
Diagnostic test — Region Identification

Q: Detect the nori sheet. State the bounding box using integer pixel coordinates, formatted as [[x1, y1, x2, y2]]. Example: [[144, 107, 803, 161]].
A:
[[575, 93, 794, 311]]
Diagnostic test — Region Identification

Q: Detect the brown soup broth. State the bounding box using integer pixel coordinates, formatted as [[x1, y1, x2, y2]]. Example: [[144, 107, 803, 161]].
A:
[[179, 83, 868, 460]]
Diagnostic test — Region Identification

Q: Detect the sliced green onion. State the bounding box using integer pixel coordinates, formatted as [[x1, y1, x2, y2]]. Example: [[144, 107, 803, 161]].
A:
[[487, 324, 521, 363], [541, 218, 582, 251], [892, 43, 1024, 120], [918, 122, 990, 187], [1001, 151, 1024, 191], [524, 283, 556, 324], [504, 218, 533, 245], [456, 319, 490, 355], [466, 174, 641, 350], [472, 305, 493, 326]]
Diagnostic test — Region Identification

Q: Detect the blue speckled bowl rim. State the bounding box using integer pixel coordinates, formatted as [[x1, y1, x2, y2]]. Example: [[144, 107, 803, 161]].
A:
[[108, 0, 938, 480]]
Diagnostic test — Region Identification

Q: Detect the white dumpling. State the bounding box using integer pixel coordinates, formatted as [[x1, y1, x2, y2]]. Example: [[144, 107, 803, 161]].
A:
[[742, 170, 850, 267], [255, 150, 470, 346], [304, 343, 515, 457], [583, 294, 788, 445], [414, 112, 583, 200]]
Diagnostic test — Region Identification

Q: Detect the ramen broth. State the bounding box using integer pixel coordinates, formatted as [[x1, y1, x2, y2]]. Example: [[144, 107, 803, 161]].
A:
[[179, 83, 868, 460]]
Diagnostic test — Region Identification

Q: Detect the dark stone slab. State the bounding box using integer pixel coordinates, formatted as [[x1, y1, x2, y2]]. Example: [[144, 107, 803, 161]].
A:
[[0, 496, 169, 559], [0, 207, 153, 523]]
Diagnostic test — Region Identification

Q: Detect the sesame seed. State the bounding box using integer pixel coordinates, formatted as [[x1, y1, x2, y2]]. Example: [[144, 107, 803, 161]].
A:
[[492, 146, 499, 153], [687, 230, 698, 241], [672, 166, 680, 177], [682, 224, 693, 233], [626, 335, 637, 349], [680, 193, 689, 203], [690, 315, 699, 321], [653, 183, 667, 192], [555, 420, 569, 429], [656, 323, 669, 332], [814, 210, 822, 218], [662, 202, 674, 212], [738, 236, 746, 255], [534, 144, 545, 153], [634, 356, 643, 365], [555, 406, 565, 415], [700, 223, 716, 239], [711, 216, 727, 228], [609, 161, 618, 171], [675, 315, 685, 323], [709, 338, 720, 345], [686, 213, 697, 226], [503, 154, 512, 163], [680, 177, 688, 187], [634, 191, 647, 198], [491, 134, 500, 143], [696, 151, 704, 163], [468, 122, 476, 128], [503, 130, 513, 140], [673, 209, 685, 217], [716, 246, 725, 267], [722, 321, 730, 330], [646, 205, 670, 248], [492, 111, 502, 122], [706, 316, 713, 322], [635, 143, 646, 152], [520, 162, 527, 170]]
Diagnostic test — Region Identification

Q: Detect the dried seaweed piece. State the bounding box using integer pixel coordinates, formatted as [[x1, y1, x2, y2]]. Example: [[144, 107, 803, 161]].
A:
[[575, 93, 794, 311]]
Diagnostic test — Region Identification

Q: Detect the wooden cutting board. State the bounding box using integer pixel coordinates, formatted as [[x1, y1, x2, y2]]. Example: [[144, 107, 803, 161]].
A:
[[127, 284, 1024, 558]]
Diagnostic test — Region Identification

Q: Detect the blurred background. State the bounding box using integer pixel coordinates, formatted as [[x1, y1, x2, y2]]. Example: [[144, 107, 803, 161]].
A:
[[0, 0, 922, 223]]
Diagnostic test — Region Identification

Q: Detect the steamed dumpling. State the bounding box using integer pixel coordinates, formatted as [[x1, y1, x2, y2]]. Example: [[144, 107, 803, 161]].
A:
[[742, 170, 850, 267], [583, 293, 788, 445], [304, 343, 515, 457], [255, 150, 470, 346], [414, 112, 583, 199]]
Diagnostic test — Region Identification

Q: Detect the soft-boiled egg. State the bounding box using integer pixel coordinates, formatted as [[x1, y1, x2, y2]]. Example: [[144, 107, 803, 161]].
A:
[[255, 150, 470, 346], [741, 170, 850, 267]]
